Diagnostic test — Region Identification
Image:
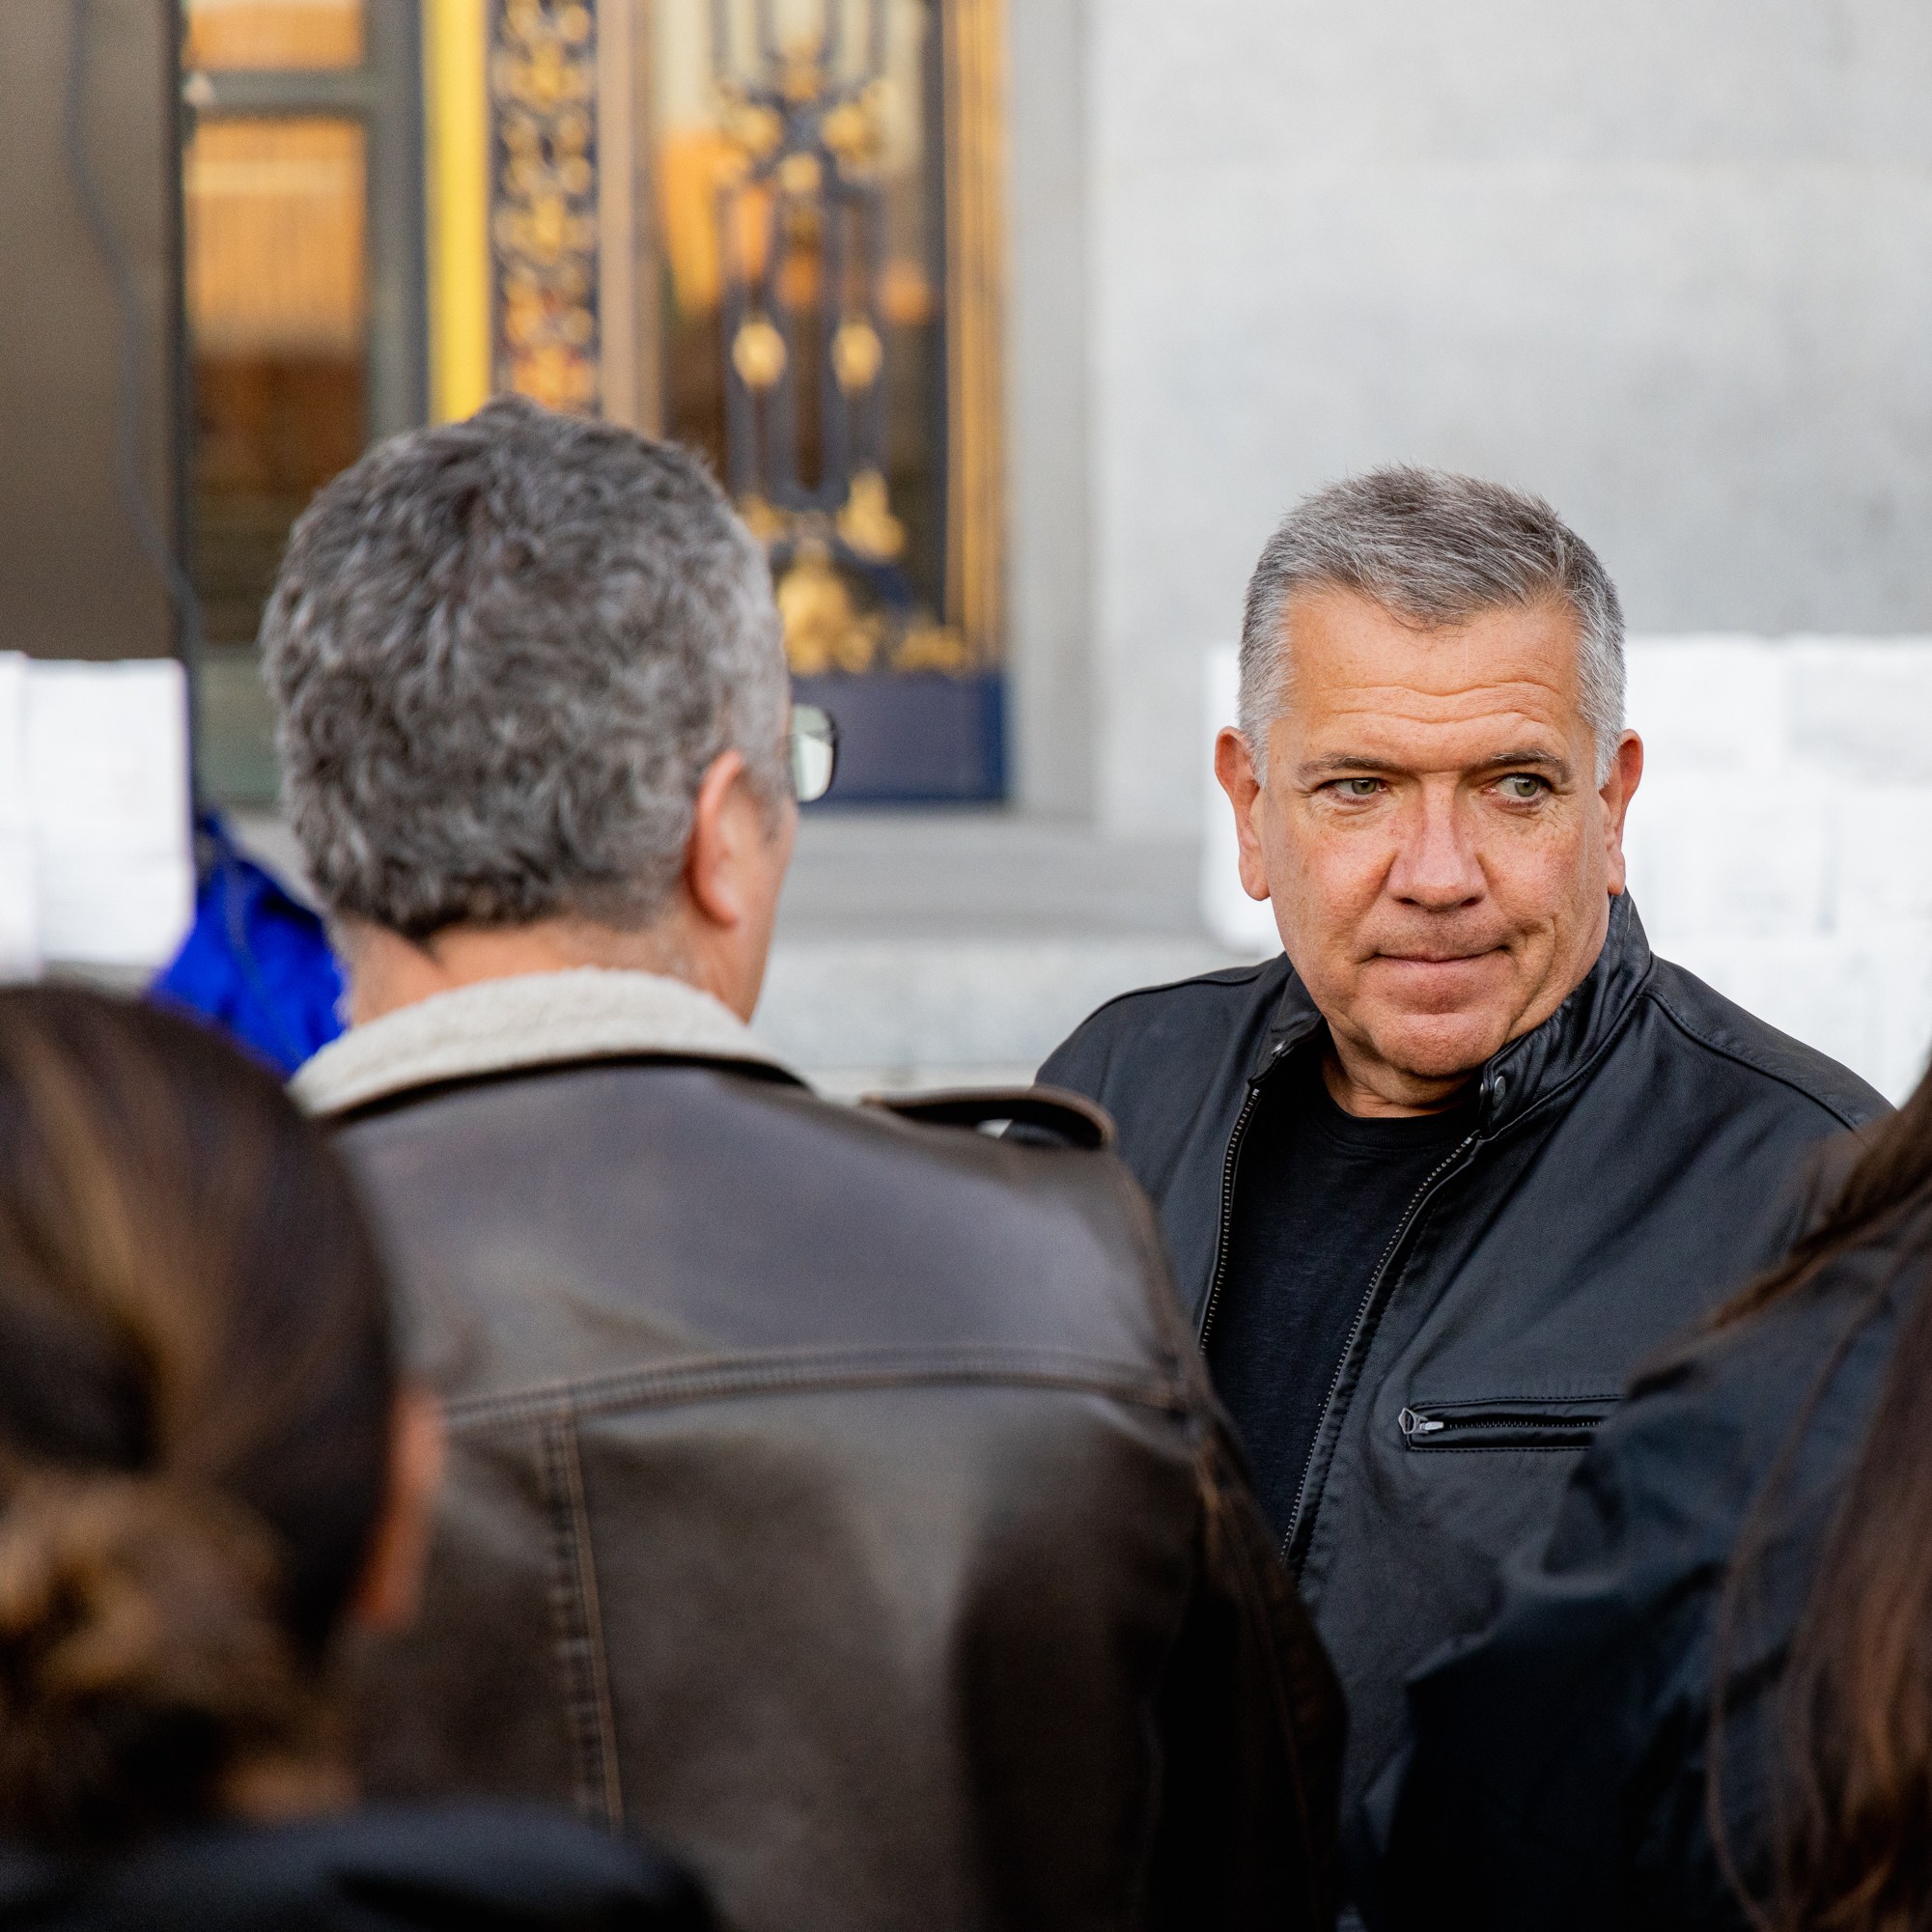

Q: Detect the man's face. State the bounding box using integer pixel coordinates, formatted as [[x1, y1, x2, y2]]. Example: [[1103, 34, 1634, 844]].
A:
[[1216, 587, 1642, 1112]]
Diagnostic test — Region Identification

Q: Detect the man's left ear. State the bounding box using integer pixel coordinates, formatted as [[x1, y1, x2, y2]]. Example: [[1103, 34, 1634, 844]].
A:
[[686, 748, 759, 930], [1603, 731, 1644, 895]]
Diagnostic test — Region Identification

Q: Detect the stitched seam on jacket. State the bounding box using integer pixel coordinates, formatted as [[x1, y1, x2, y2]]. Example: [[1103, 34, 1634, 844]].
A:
[[535, 1418, 624, 1829], [1067, 959, 1282, 1040], [1646, 987, 1873, 1131], [1408, 1391, 1622, 1408], [447, 1345, 1190, 1434], [325, 1050, 802, 1127]]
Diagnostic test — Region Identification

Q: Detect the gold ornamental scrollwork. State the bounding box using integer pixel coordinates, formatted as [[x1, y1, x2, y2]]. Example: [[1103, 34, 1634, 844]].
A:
[[630, 1, 1003, 694], [490, 0, 602, 412], [731, 315, 788, 390]]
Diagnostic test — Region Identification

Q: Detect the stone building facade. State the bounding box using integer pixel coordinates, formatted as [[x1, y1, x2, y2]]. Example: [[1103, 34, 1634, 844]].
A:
[[1010, 0, 1932, 833]]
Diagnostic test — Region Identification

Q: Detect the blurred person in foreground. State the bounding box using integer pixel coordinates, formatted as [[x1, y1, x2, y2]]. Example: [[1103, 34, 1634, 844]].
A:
[[0, 987, 702, 1930], [1036, 468, 1886, 1843], [1377, 1058, 1932, 1931], [265, 396, 1343, 1932]]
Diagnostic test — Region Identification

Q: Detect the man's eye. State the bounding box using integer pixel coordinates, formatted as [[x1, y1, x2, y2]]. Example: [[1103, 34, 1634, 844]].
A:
[[1495, 773, 1547, 801], [1331, 777, 1386, 800]]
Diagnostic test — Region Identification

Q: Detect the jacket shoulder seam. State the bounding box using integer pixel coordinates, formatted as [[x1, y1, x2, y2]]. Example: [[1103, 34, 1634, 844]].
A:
[[1644, 984, 1872, 1130], [326, 1050, 804, 1127], [1065, 959, 1281, 1036], [443, 1343, 1191, 1433]]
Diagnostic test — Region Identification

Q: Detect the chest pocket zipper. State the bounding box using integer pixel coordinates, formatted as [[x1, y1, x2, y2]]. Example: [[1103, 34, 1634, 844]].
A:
[[1397, 1397, 1617, 1451]]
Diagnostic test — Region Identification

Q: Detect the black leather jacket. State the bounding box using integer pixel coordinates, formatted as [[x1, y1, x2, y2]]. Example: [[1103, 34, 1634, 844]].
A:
[[1373, 1218, 1925, 1930], [302, 971, 1342, 1932], [1037, 896, 1885, 1825]]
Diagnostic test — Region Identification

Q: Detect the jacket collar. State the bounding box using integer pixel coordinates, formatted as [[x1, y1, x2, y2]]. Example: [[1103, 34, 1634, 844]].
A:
[[292, 966, 800, 1119], [1249, 893, 1655, 1133]]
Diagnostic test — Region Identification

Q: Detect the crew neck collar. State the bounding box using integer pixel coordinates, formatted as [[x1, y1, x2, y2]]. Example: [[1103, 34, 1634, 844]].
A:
[[1292, 1046, 1480, 1146]]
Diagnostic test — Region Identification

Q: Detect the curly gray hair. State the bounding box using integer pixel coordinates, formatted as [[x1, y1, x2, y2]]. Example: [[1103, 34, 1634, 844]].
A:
[[262, 396, 788, 938], [1239, 466, 1626, 783]]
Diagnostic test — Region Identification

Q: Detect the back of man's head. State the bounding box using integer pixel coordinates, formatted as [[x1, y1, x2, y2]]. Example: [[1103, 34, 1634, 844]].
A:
[[263, 396, 787, 940]]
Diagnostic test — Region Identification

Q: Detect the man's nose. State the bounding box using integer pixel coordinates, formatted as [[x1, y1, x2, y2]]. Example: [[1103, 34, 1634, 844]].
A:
[[1386, 794, 1485, 909]]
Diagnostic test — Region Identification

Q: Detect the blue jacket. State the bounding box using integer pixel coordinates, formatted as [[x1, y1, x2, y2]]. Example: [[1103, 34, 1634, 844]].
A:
[[150, 817, 343, 1075]]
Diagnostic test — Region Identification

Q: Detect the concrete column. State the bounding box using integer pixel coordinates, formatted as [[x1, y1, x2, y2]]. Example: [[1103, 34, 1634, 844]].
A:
[[1005, 0, 1096, 818]]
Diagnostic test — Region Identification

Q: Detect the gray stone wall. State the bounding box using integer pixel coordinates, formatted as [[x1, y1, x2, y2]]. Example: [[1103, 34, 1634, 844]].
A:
[[1008, 1, 1932, 832]]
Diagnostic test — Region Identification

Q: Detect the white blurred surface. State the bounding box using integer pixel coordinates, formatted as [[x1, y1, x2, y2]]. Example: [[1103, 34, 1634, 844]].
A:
[[0, 657, 194, 973], [1199, 636, 1932, 1103], [1623, 635, 1932, 1101], [0, 658, 39, 978]]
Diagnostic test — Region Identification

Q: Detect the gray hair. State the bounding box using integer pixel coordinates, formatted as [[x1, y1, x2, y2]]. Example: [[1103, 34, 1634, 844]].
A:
[[1238, 466, 1625, 782], [262, 395, 788, 938]]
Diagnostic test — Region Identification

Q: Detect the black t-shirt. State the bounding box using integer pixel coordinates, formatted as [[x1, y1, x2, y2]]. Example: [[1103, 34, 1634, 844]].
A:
[[1206, 1050, 1478, 1538]]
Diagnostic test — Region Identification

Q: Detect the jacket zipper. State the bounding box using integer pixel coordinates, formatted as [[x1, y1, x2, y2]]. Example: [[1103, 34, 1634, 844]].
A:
[[1196, 1078, 1266, 1350], [1279, 1127, 1481, 1566], [1397, 1401, 1611, 1450]]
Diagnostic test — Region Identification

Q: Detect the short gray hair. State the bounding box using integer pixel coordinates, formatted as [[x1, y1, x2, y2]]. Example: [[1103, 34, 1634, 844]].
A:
[[1238, 466, 1625, 781], [262, 396, 788, 938]]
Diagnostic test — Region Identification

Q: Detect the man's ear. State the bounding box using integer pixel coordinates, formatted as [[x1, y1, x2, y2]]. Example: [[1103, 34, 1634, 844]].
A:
[[1215, 727, 1273, 903], [348, 1388, 444, 1636], [1602, 730, 1644, 897], [681, 744, 795, 1021], [686, 748, 761, 930]]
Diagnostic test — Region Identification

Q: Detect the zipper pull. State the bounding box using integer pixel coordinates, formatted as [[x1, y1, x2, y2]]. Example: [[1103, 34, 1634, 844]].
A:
[[1398, 1407, 1445, 1440]]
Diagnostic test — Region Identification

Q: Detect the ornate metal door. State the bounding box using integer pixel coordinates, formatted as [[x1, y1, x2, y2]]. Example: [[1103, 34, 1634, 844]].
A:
[[462, 0, 1006, 802]]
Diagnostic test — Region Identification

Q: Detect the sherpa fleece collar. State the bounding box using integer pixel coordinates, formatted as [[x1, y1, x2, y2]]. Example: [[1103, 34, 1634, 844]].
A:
[[291, 966, 798, 1118]]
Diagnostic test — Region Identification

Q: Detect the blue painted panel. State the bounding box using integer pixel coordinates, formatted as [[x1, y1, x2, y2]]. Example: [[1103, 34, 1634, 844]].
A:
[[793, 672, 1005, 804]]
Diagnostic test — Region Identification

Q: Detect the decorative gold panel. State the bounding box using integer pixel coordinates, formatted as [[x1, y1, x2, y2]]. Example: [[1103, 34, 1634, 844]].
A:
[[489, 0, 602, 410], [643, 0, 1004, 688], [434, 0, 1009, 786]]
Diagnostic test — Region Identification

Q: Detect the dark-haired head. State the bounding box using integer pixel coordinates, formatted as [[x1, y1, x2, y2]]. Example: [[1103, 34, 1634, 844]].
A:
[[0, 988, 434, 1849], [1710, 1067, 1932, 1931]]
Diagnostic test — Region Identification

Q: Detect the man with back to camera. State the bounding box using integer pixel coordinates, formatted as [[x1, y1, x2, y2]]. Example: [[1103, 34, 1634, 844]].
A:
[[1037, 467, 1888, 1853], [263, 396, 1343, 1932]]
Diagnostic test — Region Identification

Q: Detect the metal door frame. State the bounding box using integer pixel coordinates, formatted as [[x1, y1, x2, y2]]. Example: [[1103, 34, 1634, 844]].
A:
[[182, 0, 427, 439]]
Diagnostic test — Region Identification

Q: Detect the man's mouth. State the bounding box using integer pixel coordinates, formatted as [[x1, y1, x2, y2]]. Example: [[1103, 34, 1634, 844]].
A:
[[1372, 946, 1505, 966]]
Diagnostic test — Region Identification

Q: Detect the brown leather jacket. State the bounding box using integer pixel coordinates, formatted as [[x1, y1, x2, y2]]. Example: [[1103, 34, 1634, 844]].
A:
[[297, 970, 1341, 1932]]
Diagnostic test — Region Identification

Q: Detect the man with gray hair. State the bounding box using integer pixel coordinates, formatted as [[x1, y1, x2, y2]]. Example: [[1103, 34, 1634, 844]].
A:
[[1038, 466, 1884, 1842], [269, 398, 1343, 1932]]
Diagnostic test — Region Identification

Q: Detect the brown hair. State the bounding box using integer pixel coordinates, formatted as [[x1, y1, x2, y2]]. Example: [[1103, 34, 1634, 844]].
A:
[[0, 987, 393, 1848], [1710, 1070, 1932, 1931]]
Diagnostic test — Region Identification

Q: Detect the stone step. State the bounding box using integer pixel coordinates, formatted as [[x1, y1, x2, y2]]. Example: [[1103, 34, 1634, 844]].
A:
[[758, 932, 1243, 1096]]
